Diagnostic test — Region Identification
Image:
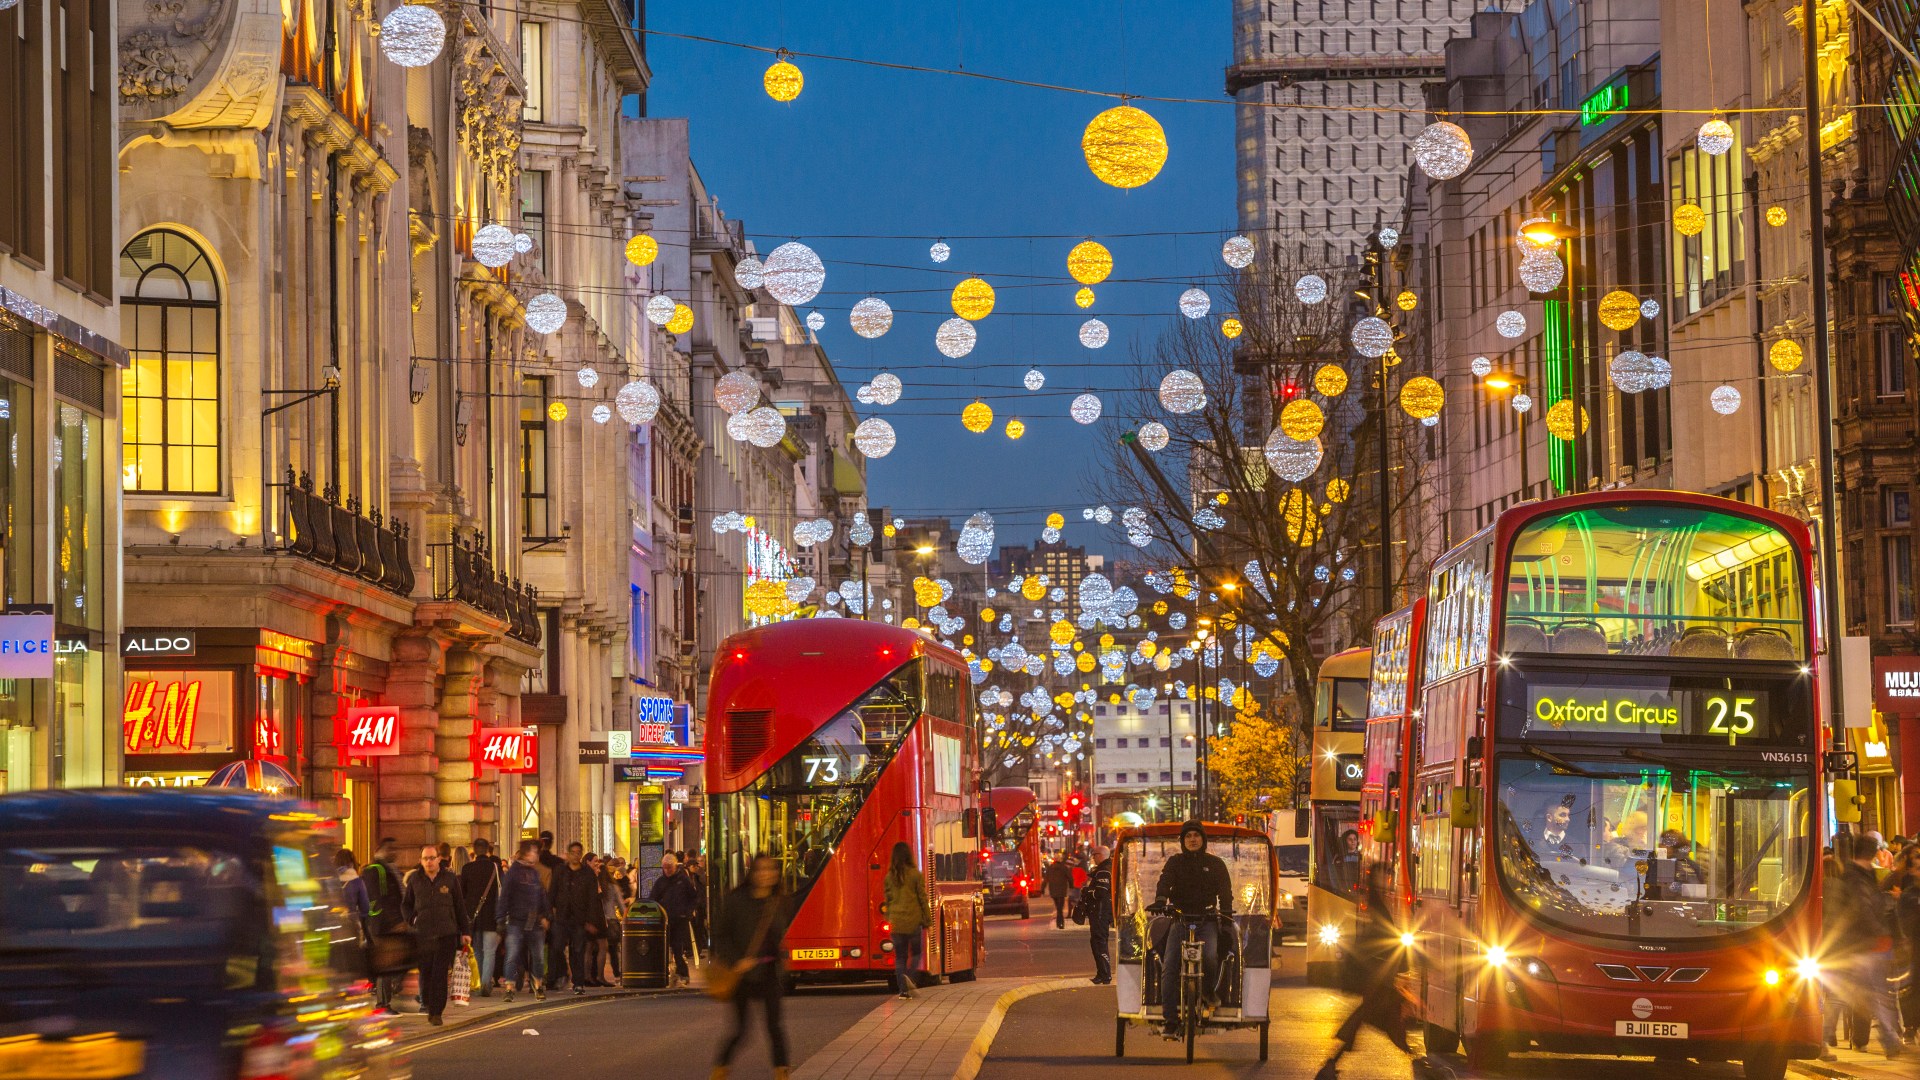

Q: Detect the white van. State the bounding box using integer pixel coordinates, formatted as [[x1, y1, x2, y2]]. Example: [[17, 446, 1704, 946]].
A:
[[1271, 808, 1309, 941]]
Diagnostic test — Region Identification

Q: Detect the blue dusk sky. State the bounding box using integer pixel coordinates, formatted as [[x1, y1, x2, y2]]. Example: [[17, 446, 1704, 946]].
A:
[[645, 1, 1237, 550]]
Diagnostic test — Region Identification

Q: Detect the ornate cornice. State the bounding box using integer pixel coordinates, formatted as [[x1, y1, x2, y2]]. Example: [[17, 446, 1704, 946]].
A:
[[118, 0, 280, 131]]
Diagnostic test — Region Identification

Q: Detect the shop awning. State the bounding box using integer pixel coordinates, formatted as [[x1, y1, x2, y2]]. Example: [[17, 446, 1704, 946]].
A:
[[833, 450, 866, 497]]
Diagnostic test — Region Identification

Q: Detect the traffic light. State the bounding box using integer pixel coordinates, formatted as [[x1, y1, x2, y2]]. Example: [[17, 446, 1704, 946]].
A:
[[1063, 791, 1086, 822]]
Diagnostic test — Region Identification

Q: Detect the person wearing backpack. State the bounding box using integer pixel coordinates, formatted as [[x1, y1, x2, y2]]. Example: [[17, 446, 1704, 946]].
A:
[[882, 841, 932, 999], [359, 838, 409, 1013]]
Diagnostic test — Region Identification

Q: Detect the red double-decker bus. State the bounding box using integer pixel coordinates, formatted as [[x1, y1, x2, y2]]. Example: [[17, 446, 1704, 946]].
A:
[[705, 620, 986, 984], [1360, 599, 1424, 906], [1395, 492, 1823, 1079], [984, 786, 1039, 917]]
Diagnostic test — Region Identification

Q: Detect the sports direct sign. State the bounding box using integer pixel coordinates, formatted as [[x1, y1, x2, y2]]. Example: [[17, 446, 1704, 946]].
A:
[[341, 705, 402, 757]]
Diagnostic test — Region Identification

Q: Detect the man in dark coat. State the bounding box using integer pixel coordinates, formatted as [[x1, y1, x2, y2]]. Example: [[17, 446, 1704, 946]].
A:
[[1152, 820, 1234, 1033], [1042, 854, 1074, 929], [401, 845, 471, 1025], [550, 841, 601, 995], [459, 838, 505, 996], [650, 853, 703, 985], [497, 839, 551, 1002], [1083, 844, 1113, 984]]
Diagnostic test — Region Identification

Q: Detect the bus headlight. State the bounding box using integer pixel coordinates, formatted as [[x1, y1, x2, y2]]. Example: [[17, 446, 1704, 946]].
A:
[[1485, 945, 1509, 968], [1398, 932, 1416, 948], [1795, 957, 1820, 981], [1762, 968, 1782, 987], [1317, 924, 1342, 947]]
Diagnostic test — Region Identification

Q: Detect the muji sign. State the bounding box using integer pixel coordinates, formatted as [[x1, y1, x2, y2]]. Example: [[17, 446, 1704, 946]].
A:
[[475, 727, 538, 773], [342, 705, 402, 757]]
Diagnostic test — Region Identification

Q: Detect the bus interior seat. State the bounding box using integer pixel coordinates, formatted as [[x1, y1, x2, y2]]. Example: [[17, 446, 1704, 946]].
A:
[[1671, 626, 1732, 659], [1505, 620, 1549, 654], [1550, 621, 1608, 655], [1732, 627, 1794, 660]]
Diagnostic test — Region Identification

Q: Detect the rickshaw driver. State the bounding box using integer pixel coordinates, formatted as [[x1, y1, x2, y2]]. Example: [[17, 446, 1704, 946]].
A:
[[1152, 820, 1236, 1036]]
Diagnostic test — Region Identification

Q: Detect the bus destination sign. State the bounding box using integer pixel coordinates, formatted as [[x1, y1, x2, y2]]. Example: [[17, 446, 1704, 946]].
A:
[[1514, 677, 1787, 747]]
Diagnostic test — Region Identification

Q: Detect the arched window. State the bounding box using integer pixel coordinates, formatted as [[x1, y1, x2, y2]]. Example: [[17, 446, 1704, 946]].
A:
[[119, 230, 220, 494]]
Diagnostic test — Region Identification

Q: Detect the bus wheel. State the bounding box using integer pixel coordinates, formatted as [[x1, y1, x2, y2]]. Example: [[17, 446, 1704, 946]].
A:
[[1741, 1047, 1788, 1080], [1020, 901, 1031, 919], [1114, 1019, 1126, 1058], [950, 966, 978, 983], [1422, 1021, 1459, 1056], [1465, 1034, 1507, 1072]]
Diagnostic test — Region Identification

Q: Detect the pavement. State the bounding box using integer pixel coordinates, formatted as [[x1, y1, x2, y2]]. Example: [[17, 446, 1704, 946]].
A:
[[397, 919, 1914, 1080]]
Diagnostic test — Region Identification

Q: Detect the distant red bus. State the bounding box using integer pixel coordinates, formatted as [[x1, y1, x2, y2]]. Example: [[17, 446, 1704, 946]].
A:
[[705, 620, 986, 984], [984, 786, 1039, 917], [1390, 493, 1823, 1079], [1359, 599, 1424, 909]]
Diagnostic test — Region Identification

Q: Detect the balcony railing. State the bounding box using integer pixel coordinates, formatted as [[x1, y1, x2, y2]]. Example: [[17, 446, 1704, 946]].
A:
[[282, 469, 415, 597], [429, 532, 543, 645]]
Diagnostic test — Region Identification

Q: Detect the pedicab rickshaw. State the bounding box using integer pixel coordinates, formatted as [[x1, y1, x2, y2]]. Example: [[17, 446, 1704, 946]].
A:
[[1112, 822, 1274, 1063]]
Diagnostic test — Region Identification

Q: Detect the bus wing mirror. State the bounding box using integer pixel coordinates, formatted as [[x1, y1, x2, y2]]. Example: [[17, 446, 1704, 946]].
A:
[[981, 807, 999, 840], [1465, 736, 1482, 760], [1293, 807, 1310, 839], [963, 807, 980, 838], [1830, 779, 1864, 824], [1449, 787, 1481, 830]]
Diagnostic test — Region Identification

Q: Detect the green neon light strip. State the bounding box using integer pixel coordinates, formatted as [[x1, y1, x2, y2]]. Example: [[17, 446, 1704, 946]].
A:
[[1543, 298, 1572, 493]]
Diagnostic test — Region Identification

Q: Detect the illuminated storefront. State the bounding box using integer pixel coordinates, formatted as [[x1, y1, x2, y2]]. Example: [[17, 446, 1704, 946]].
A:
[[119, 627, 314, 793]]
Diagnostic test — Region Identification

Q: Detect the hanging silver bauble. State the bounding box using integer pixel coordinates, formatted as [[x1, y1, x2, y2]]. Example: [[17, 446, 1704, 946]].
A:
[[1609, 350, 1655, 394], [930, 241, 952, 263], [471, 223, 516, 267], [1158, 369, 1207, 414], [525, 293, 568, 335], [1178, 288, 1211, 319], [1139, 421, 1170, 451], [378, 4, 447, 67], [591, 404, 611, 424], [853, 417, 896, 458], [1519, 250, 1564, 292], [869, 372, 902, 405], [1379, 227, 1400, 248], [1070, 393, 1103, 424], [1647, 355, 1672, 390], [1024, 368, 1046, 391], [761, 242, 825, 306], [855, 384, 875, 405], [715, 370, 761, 414], [1221, 235, 1256, 269], [741, 406, 788, 447], [645, 294, 676, 325], [935, 318, 976, 358], [1412, 121, 1474, 180], [1697, 118, 1735, 156], [956, 512, 995, 565], [1295, 274, 1329, 304], [735, 257, 766, 291], [1640, 298, 1661, 320], [1470, 356, 1493, 377], [1496, 310, 1527, 338], [576, 366, 599, 389], [1351, 316, 1392, 358], [615, 380, 660, 424], [805, 310, 825, 332], [514, 233, 534, 254], [1710, 385, 1743, 415], [1079, 318, 1110, 349], [849, 297, 893, 338], [1512, 393, 1534, 413], [1262, 429, 1323, 482]]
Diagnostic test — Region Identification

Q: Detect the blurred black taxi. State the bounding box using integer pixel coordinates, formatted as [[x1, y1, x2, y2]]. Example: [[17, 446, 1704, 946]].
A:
[[0, 789, 402, 1079]]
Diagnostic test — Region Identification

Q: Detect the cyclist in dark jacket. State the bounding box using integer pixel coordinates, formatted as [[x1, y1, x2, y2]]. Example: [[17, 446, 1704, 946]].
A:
[[1152, 821, 1234, 1035]]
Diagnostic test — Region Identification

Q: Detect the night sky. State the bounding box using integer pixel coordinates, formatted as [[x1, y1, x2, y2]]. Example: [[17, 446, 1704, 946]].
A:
[[645, 2, 1236, 552]]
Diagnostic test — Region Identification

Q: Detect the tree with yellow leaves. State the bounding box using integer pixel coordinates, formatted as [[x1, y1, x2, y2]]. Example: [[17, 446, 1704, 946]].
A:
[[1208, 699, 1306, 818]]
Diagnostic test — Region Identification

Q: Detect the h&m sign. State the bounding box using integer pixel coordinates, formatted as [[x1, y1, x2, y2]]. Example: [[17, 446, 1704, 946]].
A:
[[476, 727, 537, 773], [342, 705, 402, 757]]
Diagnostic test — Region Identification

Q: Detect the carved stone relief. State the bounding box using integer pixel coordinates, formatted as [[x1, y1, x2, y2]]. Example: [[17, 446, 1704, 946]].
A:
[[119, 0, 281, 133]]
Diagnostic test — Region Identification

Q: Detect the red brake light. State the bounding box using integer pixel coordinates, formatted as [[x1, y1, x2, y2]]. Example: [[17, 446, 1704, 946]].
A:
[[880, 921, 892, 934], [881, 647, 892, 657], [733, 650, 745, 661]]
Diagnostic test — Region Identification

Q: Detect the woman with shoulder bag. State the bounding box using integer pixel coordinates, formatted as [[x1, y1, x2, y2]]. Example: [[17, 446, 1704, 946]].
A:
[[881, 841, 932, 1000], [709, 854, 792, 1080], [597, 857, 628, 985]]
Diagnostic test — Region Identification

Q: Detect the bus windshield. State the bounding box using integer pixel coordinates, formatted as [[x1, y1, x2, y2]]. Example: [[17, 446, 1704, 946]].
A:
[[709, 661, 921, 899], [1316, 678, 1369, 733], [1493, 755, 1813, 941], [992, 804, 1035, 852], [1503, 504, 1805, 660]]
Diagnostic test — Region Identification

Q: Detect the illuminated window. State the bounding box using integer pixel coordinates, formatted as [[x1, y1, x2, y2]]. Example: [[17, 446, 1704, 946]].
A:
[[1669, 136, 1746, 316], [118, 230, 220, 494], [519, 376, 551, 538]]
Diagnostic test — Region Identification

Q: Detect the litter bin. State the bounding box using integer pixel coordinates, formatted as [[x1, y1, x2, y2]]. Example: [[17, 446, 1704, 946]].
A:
[[622, 901, 669, 989]]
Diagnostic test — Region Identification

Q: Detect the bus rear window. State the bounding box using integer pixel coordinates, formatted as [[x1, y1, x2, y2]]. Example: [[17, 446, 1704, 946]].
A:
[[1504, 505, 1804, 661]]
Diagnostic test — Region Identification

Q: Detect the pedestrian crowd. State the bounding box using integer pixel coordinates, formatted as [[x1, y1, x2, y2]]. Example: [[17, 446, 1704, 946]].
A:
[[1819, 829, 1918, 1061], [329, 831, 712, 1025]]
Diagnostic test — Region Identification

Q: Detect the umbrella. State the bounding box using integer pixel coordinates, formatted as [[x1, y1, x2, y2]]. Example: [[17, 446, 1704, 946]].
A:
[[205, 758, 300, 795]]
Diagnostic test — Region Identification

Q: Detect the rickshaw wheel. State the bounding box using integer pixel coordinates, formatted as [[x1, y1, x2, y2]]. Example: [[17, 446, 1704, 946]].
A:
[[1114, 1018, 1126, 1058], [1184, 1012, 1198, 1063], [1422, 1020, 1459, 1056], [1258, 1022, 1269, 1061]]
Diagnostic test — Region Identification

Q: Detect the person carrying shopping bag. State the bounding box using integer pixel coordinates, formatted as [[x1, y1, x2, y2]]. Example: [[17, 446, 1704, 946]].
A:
[[881, 841, 932, 1000], [709, 854, 793, 1080]]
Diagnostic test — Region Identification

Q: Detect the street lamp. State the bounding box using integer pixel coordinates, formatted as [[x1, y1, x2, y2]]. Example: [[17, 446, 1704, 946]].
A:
[[1515, 217, 1584, 492], [1482, 372, 1531, 500]]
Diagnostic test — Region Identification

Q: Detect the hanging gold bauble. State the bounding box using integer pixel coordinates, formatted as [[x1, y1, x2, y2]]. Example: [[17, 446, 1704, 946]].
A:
[[1544, 400, 1590, 441], [1067, 241, 1113, 284], [1279, 398, 1325, 441], [1076, 651, 1096, 673], [980, 606, 996, 621], [744, 579, 792, 618], [1281, 489, 1321, 546], [913, 577, 944, 607], [1674, 203, 1707, 237], [951, 277, 996, 321], [1598, 290, 1641, 332], [1314, 364, 1349, 397], [1768, 337, 1805, 372], [666, 303, 694, 335], [883, 524, 897, 538], [1765, 206, 1788, 227], [1395, 290, 1418, 311], [763, 59, 803, 102], [1221, 317, 1243, 339], [1399, 376, 1445, 419], [1075, 287, 1096, 309], [962, 401, 994, 432], [1005, 418, 1026, 440], [1049, 620, 1076, 646], [1325, 477, 1351, 503], [1081, 105, 1169, 189], [1046, 512, 1065, 529], [624, 234, 658, 267], [547, 400, 568, 421], [1022, 577, 1046, 602]]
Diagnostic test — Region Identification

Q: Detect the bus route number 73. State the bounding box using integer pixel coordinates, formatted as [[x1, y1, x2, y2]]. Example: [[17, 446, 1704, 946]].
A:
[[1704, 695, 1757, 746], [804, 756, 842, 783]]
